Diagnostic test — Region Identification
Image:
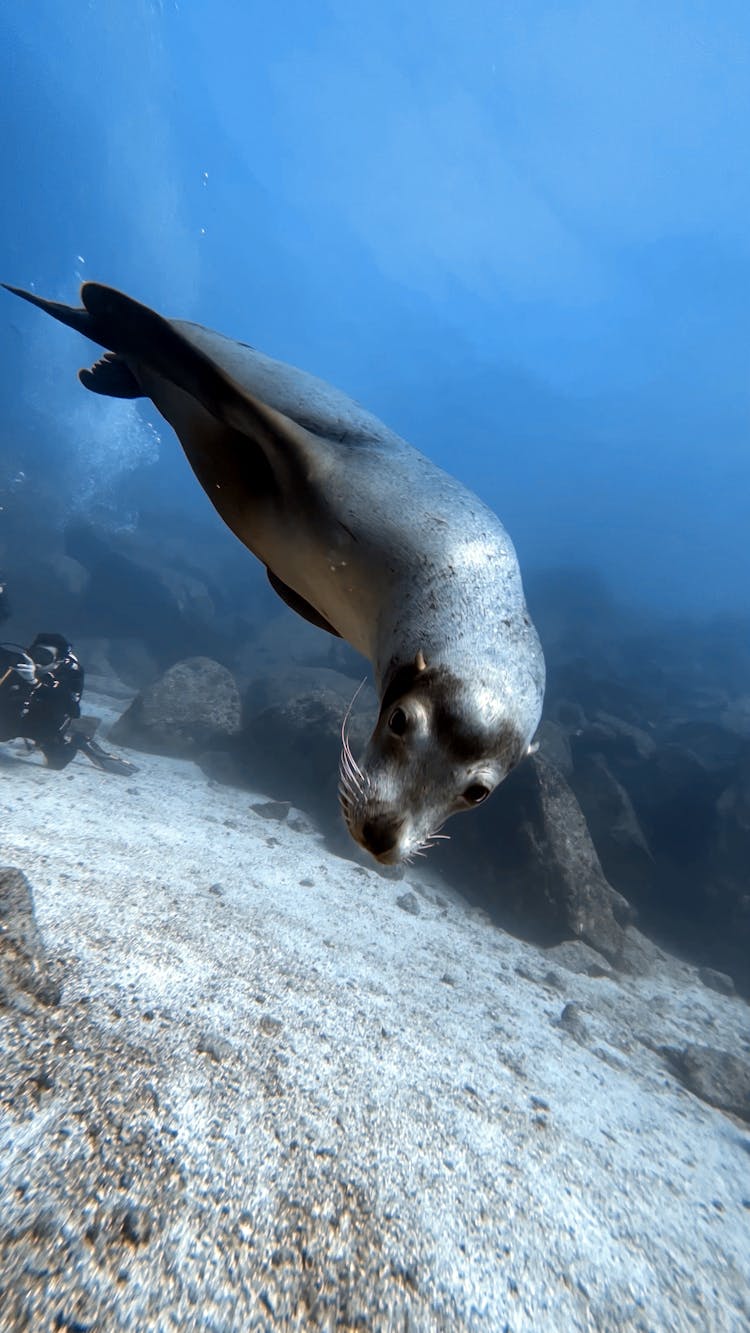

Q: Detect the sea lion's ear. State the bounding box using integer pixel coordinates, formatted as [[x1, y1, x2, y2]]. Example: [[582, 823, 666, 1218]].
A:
[[380, 652, 430, 713], [526, 740, 539, 756]]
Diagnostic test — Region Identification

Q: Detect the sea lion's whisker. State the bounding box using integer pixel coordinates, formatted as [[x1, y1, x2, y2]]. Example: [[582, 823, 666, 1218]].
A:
[[340, 678, 370, 795], [339, 751, 364, 799], [341, 678, 367, 737], [338, 736, 359, 777], [352, 753, 368, 789], [341, 739, 364, 783], [341, 734, 367, 791], [337, 771, 359, 809]]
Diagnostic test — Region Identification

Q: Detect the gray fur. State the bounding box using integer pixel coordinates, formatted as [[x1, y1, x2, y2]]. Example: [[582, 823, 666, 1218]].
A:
[[4, 281, 545, 862]]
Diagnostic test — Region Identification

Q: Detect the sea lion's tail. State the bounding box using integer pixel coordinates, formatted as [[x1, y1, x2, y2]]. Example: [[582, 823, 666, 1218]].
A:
[[4, 281, 236, 411], [2, 283, 144, 398], [2, 282, 310, 454], [3, 284, 97, 337]]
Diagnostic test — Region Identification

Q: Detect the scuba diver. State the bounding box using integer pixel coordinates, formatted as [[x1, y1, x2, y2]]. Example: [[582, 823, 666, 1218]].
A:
[[0, 631, 137, 775]]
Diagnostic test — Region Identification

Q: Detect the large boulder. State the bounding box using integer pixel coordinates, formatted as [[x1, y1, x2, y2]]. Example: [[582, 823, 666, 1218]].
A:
[[110, 657, 241, 758]]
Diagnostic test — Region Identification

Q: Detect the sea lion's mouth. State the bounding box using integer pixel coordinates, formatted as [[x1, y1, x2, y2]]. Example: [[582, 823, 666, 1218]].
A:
[[338, 760, 450, 865], [337, 736, 400, 860]]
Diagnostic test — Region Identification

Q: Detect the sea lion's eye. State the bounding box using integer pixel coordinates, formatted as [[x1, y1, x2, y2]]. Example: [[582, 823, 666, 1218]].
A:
[[463, 783, 490, 805], [388, 707, 408, 736]]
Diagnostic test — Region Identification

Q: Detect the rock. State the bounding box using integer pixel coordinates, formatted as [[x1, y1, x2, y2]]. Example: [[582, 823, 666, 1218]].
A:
[[535, 720, 573, 777], [396, 892, 421, 917], [544, 941, 616, 979], [120, 1205, 153, 1246], [251, 801, 291, 823], [424, 754, 633, 968], [549, 699, 587, 733], [58, 637, 149, 698], [585, 712, 657, 762], [618, 927, 666, 977], [570, 752, 653, 897], [196, 1030, 235, 1063], [110, 658, 241, 758], [520, 756, 633, 966], [0, 866, 61, 1009], [236, 614, 362, 686], [556, 1003, 591, 1044], [662, 1044, 750, 1123], [663, 720, 746, 773], [243, 665, 374, 716], [64, 522, 240, 667], [698, 967, 736, 997]]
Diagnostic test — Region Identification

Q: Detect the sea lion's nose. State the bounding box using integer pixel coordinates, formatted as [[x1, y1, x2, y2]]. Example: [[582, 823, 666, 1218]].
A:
[[361, 817, 404, 859]]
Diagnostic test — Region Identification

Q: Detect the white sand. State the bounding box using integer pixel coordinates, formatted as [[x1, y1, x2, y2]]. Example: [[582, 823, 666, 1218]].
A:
[[0, 692, 748, 1331]]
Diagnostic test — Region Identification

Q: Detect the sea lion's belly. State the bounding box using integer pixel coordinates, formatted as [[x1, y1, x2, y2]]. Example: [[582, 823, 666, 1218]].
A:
[[257, 505, 386, 656]]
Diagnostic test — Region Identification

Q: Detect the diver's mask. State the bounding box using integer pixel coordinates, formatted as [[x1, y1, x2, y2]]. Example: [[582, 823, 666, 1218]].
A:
[[30, 642, 61, 670]]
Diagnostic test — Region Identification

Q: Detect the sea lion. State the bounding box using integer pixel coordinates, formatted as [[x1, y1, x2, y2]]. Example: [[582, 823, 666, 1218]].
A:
[[3, 281, 545, 863]]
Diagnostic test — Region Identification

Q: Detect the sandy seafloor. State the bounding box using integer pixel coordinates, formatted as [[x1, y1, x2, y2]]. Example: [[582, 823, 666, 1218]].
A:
[[0, 687, 749, 1332]]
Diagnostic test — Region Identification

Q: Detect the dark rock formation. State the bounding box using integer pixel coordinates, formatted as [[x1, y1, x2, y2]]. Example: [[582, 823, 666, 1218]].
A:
[[511, 755, 633, 966], [535, 719, 573, 777], [569, 752, 654, 898], [662, 1045, 750, 1123], [543, 941, 617, 979], [0, 866, 61, 1009], [698, 967, 736, 997]]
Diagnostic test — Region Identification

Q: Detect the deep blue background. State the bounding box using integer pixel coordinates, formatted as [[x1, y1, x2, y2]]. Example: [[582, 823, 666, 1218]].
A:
[[1, 0, 748, 616]]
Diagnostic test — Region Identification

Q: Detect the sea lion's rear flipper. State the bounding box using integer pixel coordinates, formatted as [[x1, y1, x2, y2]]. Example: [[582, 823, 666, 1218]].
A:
[[266, 569, 341, 637], [2, 285, 97, 339], [79, 352, 143, 399], [79, 283, 325, 472], [3, 281, 329, 487]]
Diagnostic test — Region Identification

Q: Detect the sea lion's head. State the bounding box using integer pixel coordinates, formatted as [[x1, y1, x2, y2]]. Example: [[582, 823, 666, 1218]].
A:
[[339, 651, 540, 864]]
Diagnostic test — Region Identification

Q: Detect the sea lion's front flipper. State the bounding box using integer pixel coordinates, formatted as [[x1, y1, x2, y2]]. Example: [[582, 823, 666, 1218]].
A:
[[266, 569, 341, 637]]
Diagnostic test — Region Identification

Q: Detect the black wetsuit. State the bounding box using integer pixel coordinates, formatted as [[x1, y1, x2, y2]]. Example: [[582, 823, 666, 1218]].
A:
[[0, 644, 84, 767], [0, 642, 134, 774]]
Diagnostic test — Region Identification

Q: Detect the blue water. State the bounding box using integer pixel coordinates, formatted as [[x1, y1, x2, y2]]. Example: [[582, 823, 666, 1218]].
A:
[[1, 0, 748, 619], [1, 12, 750, 1324]]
